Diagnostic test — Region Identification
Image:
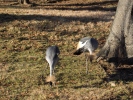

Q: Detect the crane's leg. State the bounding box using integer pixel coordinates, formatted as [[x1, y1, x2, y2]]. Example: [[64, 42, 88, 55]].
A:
[[86, 56, 89, 74], [85, 53, 89, 74]]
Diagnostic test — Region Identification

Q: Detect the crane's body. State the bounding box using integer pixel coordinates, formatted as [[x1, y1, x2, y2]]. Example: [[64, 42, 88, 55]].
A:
[[45, 45, 60, 86], [74, 37, 98, 74]]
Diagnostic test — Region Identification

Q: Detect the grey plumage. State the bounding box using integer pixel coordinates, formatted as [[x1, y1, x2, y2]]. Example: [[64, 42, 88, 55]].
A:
[[74, 37, 98, 55], [46, 45, 60, 76], [45, 45, 60, 86], [74, 36, 98, 74], [82, 37, 98, 53]]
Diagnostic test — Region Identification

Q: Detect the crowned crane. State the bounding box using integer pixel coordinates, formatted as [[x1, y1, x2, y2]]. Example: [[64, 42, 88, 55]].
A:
[[45, 45, 60, 86], [74, 37, 98, 74]]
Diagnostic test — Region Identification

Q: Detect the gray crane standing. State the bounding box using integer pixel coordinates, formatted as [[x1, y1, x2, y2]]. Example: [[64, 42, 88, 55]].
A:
[[74, 36, 98, 74], [45, 45, 60, 86]]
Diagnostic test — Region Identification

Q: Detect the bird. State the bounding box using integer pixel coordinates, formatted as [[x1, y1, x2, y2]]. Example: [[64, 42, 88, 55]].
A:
[[73, 36, 98, 74], [45, 45, 60, 86]]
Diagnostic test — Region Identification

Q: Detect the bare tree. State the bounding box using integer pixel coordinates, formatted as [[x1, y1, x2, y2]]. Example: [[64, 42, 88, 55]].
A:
[[97, 0, 133, 66]]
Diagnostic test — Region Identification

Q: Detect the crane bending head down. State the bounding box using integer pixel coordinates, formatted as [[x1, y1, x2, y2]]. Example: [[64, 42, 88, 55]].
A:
[[45, 45, 60, 86], [74, 37, 98, 58], [74, 37, 98, 74]]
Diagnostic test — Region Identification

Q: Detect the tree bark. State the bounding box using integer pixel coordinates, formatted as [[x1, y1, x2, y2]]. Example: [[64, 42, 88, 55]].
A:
[[97, 0, 133, 65]]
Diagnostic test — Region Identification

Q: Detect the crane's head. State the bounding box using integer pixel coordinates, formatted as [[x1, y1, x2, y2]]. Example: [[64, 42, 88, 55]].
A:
[[73, 48, 84, 55], [45, 75, 56, 87]]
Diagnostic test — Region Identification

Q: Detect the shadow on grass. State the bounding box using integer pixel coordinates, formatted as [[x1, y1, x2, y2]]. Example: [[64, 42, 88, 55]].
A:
[[109, 57, 133, 81], [0, 12, 114, 24], [73, 81, 103, 89], [0, 0, 117, 11], [102, 66, 133, 84], [73, 60, 133, 89], [108, 66, 133, 82], [44, 1, 117, 12], [73, 84, 89, 89], [73, 66, 133, 89], [99, 57, 133, 82], [48, 6, 116, 12]]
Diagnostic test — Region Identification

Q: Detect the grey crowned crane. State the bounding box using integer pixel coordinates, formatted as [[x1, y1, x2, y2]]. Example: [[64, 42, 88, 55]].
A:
[[74, 37, 98, 74], [45, 45, 60, 86]]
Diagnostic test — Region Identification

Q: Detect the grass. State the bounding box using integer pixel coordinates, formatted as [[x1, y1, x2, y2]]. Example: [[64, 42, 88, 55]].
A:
[[0, 0, 133, 99]]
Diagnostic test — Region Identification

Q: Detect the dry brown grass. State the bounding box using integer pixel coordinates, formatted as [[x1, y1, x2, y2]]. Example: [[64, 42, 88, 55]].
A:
[[1, 0, 133, 100]]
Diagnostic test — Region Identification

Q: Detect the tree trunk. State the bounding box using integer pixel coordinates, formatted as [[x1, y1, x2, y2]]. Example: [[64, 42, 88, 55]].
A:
[[97, 0, 133, 65], [18, 0, 30, 5]]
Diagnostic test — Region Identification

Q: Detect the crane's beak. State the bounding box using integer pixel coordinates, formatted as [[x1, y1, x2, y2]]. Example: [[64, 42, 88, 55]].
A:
[[49, 81, 53, 87]]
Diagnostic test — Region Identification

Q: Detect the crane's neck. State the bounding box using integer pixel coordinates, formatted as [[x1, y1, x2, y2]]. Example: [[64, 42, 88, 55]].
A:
[[50, 66, 53, 76]]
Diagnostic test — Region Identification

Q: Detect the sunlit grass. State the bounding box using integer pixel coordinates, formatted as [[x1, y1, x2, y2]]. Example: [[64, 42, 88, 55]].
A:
[[0, 0, 133, 99]]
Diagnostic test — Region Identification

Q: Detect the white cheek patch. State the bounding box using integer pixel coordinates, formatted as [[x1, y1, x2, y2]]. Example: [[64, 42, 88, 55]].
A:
[[77, 41, 88, 49]]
